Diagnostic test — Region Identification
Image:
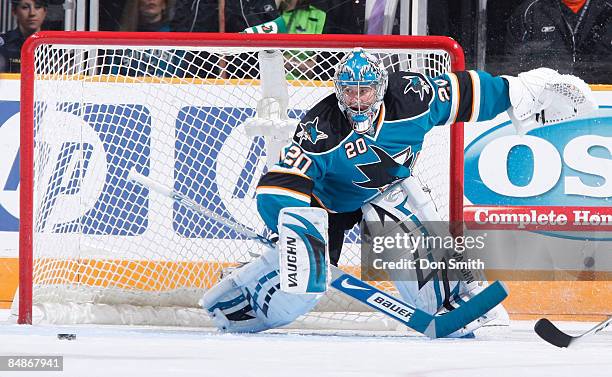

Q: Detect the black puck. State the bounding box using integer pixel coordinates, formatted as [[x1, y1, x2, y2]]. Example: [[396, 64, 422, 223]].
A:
[[57, 333, 76, 340]]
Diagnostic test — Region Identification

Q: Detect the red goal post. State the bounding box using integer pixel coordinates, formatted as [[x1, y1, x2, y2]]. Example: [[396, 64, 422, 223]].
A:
[[18, 32, 465, 327]]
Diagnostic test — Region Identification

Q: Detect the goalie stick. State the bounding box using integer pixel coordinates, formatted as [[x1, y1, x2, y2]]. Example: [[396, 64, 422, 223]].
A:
[[127, 170, 508, 338], [534, 316, 612, 348]]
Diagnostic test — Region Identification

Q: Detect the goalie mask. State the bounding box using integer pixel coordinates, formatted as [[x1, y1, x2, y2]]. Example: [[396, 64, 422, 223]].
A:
[[334, 48, 388, 134]]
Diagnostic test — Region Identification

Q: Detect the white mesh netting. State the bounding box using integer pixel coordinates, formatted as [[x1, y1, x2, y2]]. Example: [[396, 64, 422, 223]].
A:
[[19, 37, 461, 330]]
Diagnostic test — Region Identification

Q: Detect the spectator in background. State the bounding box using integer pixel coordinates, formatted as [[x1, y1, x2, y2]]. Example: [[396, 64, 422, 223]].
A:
[[120, 0, 172, 31], [170, 0, 219, 32], [226, 0, 280, 32], [242, 0, 328, 79], [171, 0, 278, 32], [100, 1, 129, 31], [169, 1, 360, 78], [278, 0, 332, 78], [242, 0, 360, 79], [324, 0, 365, 34], [170, 0, 360, 33], [505, 0, 612, 83], [0, 0, 48, 73], [247, 0, 360, 35], [105, 0, 177, 77], [169, 0, 279, 78]]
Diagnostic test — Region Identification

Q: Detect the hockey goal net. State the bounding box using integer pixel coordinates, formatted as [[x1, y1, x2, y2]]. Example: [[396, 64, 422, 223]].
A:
[[17, 32, 464, 330]]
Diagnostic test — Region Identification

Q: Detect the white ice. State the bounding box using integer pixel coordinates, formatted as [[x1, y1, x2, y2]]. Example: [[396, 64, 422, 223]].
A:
[[1, 309, 611, 377]]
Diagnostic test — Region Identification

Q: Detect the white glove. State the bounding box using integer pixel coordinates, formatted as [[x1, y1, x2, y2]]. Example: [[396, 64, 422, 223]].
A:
[[503, 68, 597, 134]]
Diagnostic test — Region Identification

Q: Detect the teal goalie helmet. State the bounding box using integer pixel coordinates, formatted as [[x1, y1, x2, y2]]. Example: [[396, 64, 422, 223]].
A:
[[334, 48, 388, 134]]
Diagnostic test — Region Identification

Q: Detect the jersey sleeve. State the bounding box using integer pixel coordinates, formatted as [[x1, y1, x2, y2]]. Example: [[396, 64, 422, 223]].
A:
[[256, 95, 346, 234], [256, 145, 330, 233], [428, 70, 511, 126]]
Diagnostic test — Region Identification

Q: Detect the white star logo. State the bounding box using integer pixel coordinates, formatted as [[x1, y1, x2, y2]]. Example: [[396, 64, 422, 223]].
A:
[[295, 117, 328, 145]]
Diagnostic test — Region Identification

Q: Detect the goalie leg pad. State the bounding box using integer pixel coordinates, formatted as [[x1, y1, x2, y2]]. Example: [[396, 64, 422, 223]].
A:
[[362, 178, 484, 314], [200, 246, 321, 333], [362, 179, 452, 314], [399, 176, 444, 222], [363, 178, 506, 335], [200, 277, 268, 333], [278, 207, 330, 294]]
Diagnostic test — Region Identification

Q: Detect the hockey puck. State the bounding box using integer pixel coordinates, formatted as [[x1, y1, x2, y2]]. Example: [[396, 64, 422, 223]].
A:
[[584, 256, 595, 268], [57, 333, 76, 340]]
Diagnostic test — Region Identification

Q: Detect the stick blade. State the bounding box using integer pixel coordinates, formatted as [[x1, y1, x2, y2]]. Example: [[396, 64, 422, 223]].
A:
[[434, 280, 509, 338], [534, 318, 573, 348]]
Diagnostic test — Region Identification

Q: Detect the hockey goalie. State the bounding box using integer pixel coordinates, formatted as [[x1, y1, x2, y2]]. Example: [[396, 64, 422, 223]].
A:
[[201, 48, 597, 336]]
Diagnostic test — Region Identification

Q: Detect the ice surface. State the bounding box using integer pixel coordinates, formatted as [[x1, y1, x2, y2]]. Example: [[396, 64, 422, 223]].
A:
[[1, 310, 611, 377]]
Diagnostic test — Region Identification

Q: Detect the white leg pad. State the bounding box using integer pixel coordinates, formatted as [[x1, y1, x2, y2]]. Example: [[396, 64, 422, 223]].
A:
[[200, 246, 321, 333], [363, 178, 480, 315], [278, 207, 329, 294], [399, 176, 443, 222]]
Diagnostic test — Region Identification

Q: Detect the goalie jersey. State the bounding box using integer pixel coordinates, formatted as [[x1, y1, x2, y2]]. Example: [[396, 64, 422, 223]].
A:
[[256, 71, 511, 233]]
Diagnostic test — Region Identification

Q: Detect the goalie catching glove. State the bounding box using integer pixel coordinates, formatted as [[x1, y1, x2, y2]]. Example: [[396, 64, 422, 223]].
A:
[[504, 67, 597, 134]]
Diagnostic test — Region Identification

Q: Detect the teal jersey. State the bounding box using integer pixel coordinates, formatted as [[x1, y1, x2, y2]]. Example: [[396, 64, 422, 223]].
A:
[[256, 70, 511, 233]]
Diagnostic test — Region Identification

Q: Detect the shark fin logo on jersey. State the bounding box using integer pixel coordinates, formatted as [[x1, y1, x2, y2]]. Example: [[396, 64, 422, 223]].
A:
[[402, 74, 432, 101], [295, 117, 328, 146], [354, 146, 416, 191]]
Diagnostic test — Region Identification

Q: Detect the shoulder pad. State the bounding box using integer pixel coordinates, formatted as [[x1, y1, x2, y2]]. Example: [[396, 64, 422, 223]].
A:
[[292, 94, 351, 153], [384, 71, 435, 120]]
